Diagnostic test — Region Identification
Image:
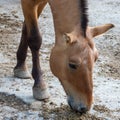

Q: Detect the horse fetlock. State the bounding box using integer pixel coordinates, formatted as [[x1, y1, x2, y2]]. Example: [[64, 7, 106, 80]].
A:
[[14, 68, 31, 79], [33, 86, 50, 100]]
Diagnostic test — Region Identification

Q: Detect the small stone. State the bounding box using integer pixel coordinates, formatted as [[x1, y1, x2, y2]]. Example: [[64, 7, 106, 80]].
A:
[[16, 88, 19, 91], [30, 101, 42, 110]]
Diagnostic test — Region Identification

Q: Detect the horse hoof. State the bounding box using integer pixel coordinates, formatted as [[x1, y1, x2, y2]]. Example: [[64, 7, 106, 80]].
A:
[[14, 68, 32, 79], [33, 87, 50, 100]]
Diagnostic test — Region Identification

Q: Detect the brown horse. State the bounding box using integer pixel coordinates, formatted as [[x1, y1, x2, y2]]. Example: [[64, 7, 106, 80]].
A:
[[14, 0, 114, 113]]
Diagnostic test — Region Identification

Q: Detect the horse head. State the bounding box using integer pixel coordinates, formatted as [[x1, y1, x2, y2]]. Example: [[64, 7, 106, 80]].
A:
[[50, 23, 114, 113]]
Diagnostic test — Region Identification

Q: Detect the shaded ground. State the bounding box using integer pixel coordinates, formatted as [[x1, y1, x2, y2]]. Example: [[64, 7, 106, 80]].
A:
[[0, 0, 120, 120]]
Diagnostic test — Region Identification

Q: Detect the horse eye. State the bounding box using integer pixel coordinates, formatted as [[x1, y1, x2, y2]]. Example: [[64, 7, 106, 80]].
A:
[[69, 63, 77, 70]]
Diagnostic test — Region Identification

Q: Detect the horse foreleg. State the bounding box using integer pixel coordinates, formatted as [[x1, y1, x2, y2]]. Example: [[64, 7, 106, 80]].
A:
[[15, 0, 49, 100], [14, 22, 31, 79]]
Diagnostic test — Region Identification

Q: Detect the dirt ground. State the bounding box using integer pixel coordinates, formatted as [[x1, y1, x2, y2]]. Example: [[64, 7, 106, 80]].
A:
[[0, 0, 120, 120]]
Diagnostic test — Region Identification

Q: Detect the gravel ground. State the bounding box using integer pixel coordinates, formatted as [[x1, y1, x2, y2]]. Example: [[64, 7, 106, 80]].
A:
[[0, 0, 120, 120]]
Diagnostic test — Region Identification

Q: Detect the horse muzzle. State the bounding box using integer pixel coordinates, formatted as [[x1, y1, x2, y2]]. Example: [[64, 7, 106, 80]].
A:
[[67, 96, 88, 113]]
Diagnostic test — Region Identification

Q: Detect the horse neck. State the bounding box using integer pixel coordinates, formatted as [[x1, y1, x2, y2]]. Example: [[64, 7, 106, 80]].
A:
[[49, 0, 84, 37]]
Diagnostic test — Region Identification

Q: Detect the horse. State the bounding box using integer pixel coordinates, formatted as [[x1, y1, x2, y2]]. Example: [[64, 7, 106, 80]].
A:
[[14, 0, 114, 113]]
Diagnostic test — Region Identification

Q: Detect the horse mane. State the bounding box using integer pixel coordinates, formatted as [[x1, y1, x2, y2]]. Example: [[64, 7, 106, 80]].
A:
[[79, 0, 88, 37]]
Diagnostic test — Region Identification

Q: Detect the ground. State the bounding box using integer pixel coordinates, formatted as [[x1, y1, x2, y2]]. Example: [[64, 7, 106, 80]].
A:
[[0, 0, 120, 120]]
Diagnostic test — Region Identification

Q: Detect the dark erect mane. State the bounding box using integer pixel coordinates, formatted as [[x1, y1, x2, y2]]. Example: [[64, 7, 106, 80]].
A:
[[79, 0, 88, 37]]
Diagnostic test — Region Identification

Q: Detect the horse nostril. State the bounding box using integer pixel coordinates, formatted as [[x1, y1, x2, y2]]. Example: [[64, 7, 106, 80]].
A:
[[80, 107, 88, 113]]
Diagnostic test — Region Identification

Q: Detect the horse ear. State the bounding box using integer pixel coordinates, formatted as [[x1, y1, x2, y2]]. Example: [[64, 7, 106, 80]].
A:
[[89, 23, 114, 38], [63, 33, 77, 44], [63, 33, 71, 43]]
